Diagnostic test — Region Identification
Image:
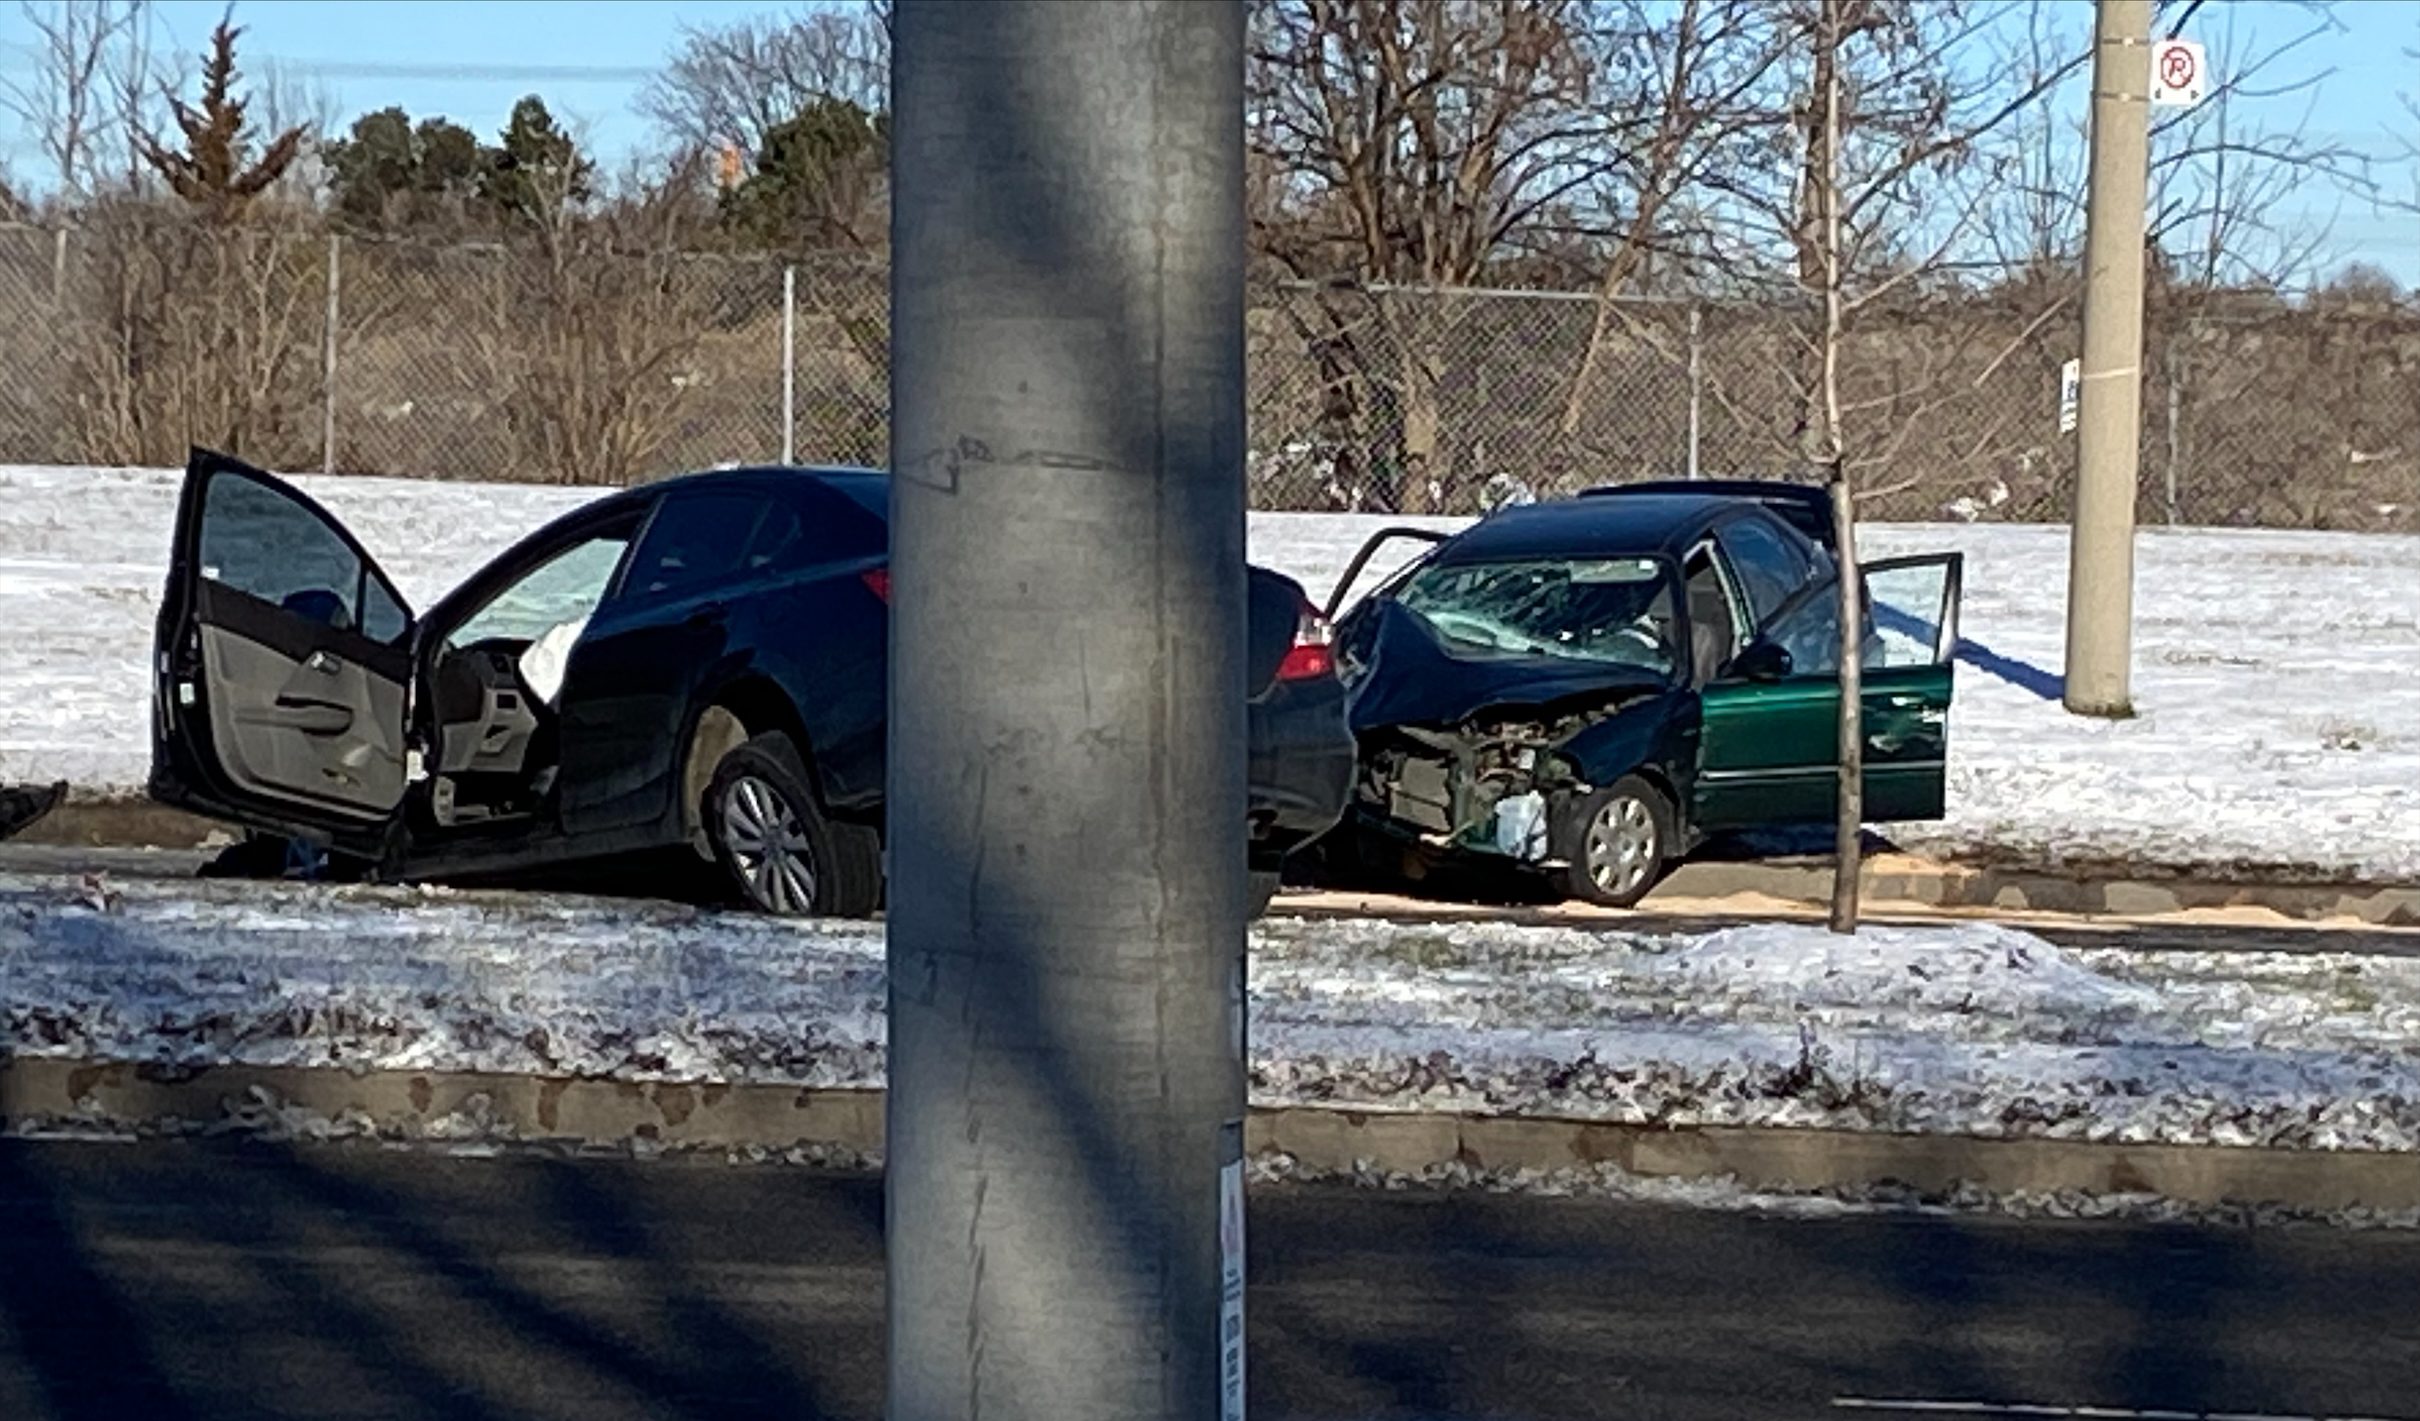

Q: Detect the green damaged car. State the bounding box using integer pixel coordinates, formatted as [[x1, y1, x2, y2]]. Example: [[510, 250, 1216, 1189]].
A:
[[1321, 481, 1963, 907]]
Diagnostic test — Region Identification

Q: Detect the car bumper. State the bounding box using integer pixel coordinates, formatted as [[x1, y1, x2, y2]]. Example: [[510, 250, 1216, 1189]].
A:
[[1246, 673, 1355, 862]]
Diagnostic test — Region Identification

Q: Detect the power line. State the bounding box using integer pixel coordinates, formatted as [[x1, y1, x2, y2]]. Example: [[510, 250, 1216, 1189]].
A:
[[0, 42, 659, 85]]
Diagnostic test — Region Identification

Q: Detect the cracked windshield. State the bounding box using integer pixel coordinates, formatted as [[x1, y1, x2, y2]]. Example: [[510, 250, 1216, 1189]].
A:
[[1396, 556, 1677, 674]]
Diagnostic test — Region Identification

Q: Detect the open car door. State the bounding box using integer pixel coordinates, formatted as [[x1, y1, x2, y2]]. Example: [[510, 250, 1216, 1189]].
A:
[[1323, 527, 1449, 621], [150, 449, 415, 850], [1695, 551, 1963, 829]]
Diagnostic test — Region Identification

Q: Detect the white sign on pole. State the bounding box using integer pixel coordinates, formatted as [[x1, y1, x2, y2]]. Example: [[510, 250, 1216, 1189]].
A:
[[1219, 1123, 1245, 1421], [2151, 38, 2206, 108], [2059, 358, 2081, 435]]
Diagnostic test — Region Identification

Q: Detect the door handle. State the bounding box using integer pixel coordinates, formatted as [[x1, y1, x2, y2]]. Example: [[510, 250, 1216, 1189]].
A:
[[687, 601, 728, 628], [259, 699, 354, 735]]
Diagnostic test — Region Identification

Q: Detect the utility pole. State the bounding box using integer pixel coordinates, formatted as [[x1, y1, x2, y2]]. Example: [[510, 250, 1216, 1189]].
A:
[[2064, 0, 2151, 718], [887, 3, 1249, 1421]]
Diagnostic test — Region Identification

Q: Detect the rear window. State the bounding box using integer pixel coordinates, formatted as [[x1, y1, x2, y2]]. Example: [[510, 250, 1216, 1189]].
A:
[[620, 491, 767, 601], [833, 479, 888, 521]]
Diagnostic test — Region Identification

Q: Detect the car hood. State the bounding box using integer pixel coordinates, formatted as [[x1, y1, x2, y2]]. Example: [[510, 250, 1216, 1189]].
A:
[[1345, 600, 1673, 731]]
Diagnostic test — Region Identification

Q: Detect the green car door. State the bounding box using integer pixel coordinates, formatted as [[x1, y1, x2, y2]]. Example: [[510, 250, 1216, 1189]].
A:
[[1695, 552, 1964, 831]]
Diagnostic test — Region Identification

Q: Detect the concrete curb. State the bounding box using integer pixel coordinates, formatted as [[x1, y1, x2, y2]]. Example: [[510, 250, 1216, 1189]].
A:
[[13, 799, 230, 850], [1659, 856, 2420, 928], [13, 1058, 2420, 1213], [17, 798, 2418, 927]]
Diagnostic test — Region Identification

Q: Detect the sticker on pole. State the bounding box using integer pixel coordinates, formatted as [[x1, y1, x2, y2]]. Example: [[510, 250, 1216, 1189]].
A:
[[2059, 358, 2081, 435], [1219, 1120, 1245, 1421], [2151, 38, 2206, 108]]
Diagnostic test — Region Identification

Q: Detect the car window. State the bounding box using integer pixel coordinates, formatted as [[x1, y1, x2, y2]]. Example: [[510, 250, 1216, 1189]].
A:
[[620, 491, 767, 601], [198, 472, 407, 644], [743, 500, 805, 574], [445, 534, 631, 649], [1759, 581, 1842, 675], [1682, 543, 1746, 683], [1716, 515, 1810, 626]]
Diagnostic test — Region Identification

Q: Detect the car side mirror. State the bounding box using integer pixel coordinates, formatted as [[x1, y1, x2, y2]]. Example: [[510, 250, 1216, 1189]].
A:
[[1727, 639, 1791, 683], [280, 588, 354, 633]]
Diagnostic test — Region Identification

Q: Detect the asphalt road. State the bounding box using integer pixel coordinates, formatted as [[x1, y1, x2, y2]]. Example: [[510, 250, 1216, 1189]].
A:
[[3, 1137, 2417, 1421]]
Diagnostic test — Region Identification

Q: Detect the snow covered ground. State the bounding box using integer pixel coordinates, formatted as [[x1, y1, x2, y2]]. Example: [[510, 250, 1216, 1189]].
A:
[[12, 870, 2420, 1153], [3, 461, 2416, 880]]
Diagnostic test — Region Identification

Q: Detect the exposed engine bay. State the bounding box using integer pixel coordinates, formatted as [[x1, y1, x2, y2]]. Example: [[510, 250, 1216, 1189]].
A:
[[1355, 692, 1656, 865]]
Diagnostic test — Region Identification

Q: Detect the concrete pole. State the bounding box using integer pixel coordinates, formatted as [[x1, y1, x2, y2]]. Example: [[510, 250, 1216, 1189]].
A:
[[2063, 0, 2151, 718], [887, 3, 1249, 1420]]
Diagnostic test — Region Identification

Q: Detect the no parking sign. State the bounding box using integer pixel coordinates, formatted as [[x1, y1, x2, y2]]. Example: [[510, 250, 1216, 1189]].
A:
[[2151, 38, 2206, 108]]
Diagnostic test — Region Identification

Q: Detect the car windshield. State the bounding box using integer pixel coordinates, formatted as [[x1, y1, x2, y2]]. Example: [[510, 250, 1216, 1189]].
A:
[[1394, 555, 1679, 675]]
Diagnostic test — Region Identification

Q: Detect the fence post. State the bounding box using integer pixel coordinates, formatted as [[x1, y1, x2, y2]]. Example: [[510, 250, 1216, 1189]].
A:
[[2163, 320, 2183, 528], [322, 234, 341, 476], [781, 263, 797, 464], [51, 227, 68, 307], [1687, 302, 1704, 480]]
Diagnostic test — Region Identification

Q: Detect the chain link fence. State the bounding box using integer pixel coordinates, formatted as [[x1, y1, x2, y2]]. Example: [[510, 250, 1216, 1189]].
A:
[[0, 222, 2412, 530]]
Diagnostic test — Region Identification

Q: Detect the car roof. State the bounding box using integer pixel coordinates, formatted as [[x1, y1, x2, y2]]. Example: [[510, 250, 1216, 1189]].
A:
[[646, 462, 885, 496], [1438, 491, 1771, 563]]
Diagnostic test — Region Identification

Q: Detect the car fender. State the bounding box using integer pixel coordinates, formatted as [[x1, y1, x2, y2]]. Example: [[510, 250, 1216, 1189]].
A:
[[1551, 690, 1702, 841]]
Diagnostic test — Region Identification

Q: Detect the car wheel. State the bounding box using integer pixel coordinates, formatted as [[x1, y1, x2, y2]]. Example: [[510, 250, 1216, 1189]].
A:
[[1247, 869, 1281, 920], [705, 733, 879, 918], [1562, 776, 1670, 909]]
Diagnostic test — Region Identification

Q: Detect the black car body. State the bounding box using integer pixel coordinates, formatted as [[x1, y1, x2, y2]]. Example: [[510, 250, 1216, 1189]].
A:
[[149, 449, 1353, 915], [1323, 481, 1964, 906]]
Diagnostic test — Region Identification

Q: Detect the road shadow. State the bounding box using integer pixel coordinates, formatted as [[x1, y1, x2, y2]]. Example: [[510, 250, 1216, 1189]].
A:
[[0, 1137, 883, 1420]]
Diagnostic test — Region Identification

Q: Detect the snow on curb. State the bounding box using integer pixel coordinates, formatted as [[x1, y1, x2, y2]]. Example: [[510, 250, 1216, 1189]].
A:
[[11, 873, 2420, 1154]]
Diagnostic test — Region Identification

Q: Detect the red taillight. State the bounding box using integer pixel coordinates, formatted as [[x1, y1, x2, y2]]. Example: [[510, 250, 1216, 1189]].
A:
[[1275, 597, 1335, 682], [861, 567, 890, 603]]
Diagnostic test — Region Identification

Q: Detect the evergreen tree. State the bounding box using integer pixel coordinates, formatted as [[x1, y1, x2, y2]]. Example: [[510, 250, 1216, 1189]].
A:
[[325, 108, 486, 229], [480, 95, 595, 229], [139, 16, 305, 219], [718, 96, 887, 250]]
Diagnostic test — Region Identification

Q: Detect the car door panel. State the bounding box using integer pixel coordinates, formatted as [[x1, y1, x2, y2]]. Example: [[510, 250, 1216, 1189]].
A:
[[1693, 551, 1963, 830], [557, 489, 764, 835], [154, 450, 414, 841], [196, 591, 411, 811], [1696, 676, 1837, 827]]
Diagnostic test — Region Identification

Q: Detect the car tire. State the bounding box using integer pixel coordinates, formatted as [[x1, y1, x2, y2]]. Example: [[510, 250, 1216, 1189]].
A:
[[1560, 776, 1671, 909], [1247, 869, 1281, 920], [704, 733, 880, 919]]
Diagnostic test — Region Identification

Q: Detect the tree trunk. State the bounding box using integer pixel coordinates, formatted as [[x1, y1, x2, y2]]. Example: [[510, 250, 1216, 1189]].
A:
[[1814, 0, 1862, 936]]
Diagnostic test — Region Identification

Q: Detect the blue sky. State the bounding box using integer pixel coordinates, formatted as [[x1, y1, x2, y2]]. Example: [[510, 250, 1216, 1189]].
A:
[[3, 0, 2415, 283]]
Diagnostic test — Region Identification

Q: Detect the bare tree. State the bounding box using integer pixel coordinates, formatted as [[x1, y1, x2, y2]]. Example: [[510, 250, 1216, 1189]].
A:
[[1807, 0, 1864, 936], [1555, 0, 1796, 451], [639, 4, 889, 166], [1249, 0, 1618, 509], [0, 0, 143, 201]]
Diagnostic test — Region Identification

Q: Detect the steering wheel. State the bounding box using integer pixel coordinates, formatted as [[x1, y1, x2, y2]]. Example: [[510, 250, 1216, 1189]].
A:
[[1591, 624, 1667, 663]]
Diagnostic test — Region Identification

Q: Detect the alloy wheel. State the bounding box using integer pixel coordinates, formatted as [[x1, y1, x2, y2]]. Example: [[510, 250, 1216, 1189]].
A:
[[1584, 793, 1658, 900], [720, 773, 819, 914]]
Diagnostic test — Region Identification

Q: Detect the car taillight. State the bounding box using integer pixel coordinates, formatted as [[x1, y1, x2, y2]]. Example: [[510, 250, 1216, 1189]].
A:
[[861, 567, 890, 603], [1274, 597, 1335, 682]]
